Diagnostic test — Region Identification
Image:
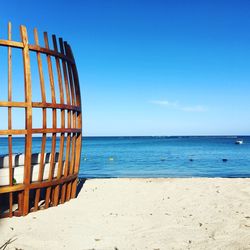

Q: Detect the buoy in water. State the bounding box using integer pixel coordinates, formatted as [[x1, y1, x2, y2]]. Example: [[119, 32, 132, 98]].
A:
[[109, 157, 114, 161]]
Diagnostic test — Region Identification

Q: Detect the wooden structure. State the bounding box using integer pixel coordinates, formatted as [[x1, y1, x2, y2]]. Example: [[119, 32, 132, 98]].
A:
[[0, 23, 82, 217]]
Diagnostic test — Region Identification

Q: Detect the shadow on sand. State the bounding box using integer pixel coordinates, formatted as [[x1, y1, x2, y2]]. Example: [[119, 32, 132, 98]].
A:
[[76, 178, 87, 198], [0, 178, 87, 218]]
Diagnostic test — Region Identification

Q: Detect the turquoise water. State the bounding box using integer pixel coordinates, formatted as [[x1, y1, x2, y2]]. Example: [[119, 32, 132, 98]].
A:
[[80, 136, 250, 178], [0, 136, 250, 178]]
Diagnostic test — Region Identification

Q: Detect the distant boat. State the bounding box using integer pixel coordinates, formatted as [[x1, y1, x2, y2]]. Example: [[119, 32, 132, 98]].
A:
[[235, 140, 243, 144]]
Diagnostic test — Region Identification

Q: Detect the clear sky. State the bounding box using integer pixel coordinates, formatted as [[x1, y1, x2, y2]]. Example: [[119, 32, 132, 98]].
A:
[[0, 0, 250, 136]]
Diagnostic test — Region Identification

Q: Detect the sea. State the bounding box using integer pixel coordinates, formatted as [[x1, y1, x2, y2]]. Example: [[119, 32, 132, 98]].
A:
[[81, 136, 250, 178], [0, 136, 250, 178]]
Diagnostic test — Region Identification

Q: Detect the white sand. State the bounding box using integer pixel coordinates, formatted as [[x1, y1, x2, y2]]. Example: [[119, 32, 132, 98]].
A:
[[1, 178, 250, 250]]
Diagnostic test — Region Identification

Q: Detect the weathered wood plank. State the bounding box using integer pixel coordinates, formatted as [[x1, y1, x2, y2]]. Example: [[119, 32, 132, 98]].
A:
[[20, 25, 33, 216]]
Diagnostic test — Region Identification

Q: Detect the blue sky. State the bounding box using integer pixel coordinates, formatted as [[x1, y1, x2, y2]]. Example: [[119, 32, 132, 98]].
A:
[[0, 0, 250, 136]]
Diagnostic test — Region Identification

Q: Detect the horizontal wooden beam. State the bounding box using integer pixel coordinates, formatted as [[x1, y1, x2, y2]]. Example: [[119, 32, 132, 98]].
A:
[[0, 101, 81, 112], [32, 128, 81, 134], [0, 184, 25, 194], [0, 128, 81, 135], [0, 40, 23, 48], [0, 40, 74, 64], [0, 129, 27, 135], [28, 173, 78, 190], [0, 174, 77, 194], [29, 45, 74, 64], [0, 102, 28, 108], [32, 102, 81, 111]]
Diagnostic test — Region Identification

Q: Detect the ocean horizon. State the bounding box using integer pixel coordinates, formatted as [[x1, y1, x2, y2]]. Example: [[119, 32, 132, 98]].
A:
[[80, 136, 250, 178], [1, 135, 249, 179]]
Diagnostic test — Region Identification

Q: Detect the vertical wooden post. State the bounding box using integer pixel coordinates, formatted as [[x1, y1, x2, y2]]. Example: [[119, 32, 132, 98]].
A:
[[20, 25, 32, 216], [52, 35, 65, 206], [59, 38, 72, 204], [34, 28, 47, 211], [64, 42, 76, 201], [68, 45, 82, 199], [44, 32, 57, 208], [7, 22, 13, 217]]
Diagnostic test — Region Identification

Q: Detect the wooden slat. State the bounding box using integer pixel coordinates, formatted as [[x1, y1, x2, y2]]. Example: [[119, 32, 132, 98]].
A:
[[32, 128, 81, 134], [34, 132, 46, 211], [59, 38, 71, 106], [29, 44, 74, 64], [20, 25, 33, 216], [0, 101, 28, 108], [68, 121, 76, 201], [28, 174, 77, 190], [64, 43, 77, 200], [33, 28, 47, 212], [52, 35, 65, 205], [32, 102, 80, 111], [66, 133, 76, 201], [71, 130, 82, 198], [0, 129, 27, 135], [59, 38, 72, 203], [34, 29, 46, 103], [0, 128, 78, 135], [44, 33, 56, 104], [65, 44, 81, 199], [67, 45, 82, 109], [64, 42, 76, 106], [0, 174, 77, 194], [67, 45, 82, 198], [0, 41, 74, 63], [53, 133, 65, 206], [7, 22, 13, 217], [66, 49, 78, 198], [0, 40, 23, 48], [45, 135, 56, 208], [0, 184, 25, 194], [61, 133, 71, 203], [44, 32, 57, 208], [52, 35, 64, 105]]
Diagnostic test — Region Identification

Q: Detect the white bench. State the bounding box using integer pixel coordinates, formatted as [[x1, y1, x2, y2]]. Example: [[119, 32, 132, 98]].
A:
[[0, 153, 64, 186]]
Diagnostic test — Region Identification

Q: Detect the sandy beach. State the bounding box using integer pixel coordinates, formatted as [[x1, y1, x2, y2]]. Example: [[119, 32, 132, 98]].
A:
[[1, 178, 250, 250]]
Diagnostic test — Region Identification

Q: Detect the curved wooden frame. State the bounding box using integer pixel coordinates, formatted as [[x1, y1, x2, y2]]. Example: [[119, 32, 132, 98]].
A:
[[0, 23, 82, 217]]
